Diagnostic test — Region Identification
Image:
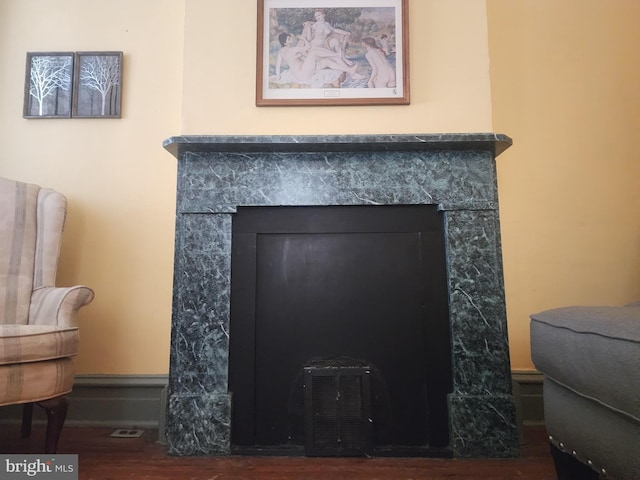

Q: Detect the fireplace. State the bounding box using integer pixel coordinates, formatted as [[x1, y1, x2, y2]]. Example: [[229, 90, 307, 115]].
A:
[[163, 134, 519, 458]]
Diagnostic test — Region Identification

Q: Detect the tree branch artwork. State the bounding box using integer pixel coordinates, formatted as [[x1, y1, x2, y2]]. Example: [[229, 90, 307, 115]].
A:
[[23, 53, 74, 118], [29, 56, 72, 115], [23, 51, 122, 119], [78, 55, 121, 116]]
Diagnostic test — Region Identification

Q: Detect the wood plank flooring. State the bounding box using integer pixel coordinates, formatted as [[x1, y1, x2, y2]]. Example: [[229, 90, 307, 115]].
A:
[[0, 425, 557, 480]]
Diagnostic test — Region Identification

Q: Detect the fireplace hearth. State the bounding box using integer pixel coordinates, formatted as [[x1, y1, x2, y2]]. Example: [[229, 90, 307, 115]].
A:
[[163, 134, 519, 458]]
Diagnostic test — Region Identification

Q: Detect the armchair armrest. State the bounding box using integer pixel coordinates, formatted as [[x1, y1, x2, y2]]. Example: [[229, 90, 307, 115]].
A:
[[29, 286, 95, 328]]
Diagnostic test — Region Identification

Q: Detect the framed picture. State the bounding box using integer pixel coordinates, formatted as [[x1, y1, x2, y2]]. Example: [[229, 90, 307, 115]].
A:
[[23, 52, 74, 118], [256, 0, 409, 106], [72, 51, 123, 118]]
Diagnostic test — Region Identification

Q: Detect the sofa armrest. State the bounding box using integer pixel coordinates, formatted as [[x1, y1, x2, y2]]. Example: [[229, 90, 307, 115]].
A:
[[29, 286, 95, 328]]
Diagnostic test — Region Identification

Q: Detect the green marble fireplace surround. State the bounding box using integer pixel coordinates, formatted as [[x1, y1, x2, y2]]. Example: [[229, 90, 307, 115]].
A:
[[163, 134, 519, 458]]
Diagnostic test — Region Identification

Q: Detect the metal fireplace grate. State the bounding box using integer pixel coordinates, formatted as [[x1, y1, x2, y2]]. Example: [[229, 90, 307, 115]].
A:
[[304, 361, 372, 456]]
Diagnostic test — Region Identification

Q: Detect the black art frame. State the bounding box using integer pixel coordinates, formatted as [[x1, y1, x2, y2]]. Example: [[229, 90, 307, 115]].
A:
[[23, 51, 123, 119]]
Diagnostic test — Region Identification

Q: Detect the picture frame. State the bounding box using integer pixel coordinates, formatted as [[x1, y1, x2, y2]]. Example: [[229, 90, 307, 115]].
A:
[[23, 52, 74, 118], [256, 0, 409, 106], [72, 51, 123, 118]]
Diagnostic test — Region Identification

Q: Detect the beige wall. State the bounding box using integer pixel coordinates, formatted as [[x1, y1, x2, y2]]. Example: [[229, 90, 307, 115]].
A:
[[1, 0, 637, 374], [487, 0, 640, 368], [0, 0, 184, 373]]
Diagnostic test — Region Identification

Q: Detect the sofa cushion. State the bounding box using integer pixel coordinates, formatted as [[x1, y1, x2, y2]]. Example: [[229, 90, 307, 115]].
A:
[[530, 304, 640, 421], [0, 324, 79, 365]]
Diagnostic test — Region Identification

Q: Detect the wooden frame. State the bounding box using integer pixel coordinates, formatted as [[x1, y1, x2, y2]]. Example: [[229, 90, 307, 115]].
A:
[[256, 0, 409, 106], [72, 51, 123, 118], [23, 52, 74, 118]]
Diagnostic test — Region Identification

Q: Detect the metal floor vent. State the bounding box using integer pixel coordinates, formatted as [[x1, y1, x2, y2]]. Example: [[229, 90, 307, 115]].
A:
[[110, 429, 144, 438], [304, 360, 372, 456]]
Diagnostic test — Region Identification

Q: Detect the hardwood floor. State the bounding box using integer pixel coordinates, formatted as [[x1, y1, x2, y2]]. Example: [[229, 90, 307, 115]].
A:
[[0, 425, 557, 480]]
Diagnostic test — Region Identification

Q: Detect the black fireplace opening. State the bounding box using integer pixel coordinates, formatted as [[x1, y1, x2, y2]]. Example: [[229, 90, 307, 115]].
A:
[[228, 205, 453, 456]]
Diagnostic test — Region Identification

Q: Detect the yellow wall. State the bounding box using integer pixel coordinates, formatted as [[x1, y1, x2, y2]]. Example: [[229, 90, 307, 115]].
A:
[[181, 0, 493, 134], [487, 0, 640, 368], [1, 0, 638, 374]]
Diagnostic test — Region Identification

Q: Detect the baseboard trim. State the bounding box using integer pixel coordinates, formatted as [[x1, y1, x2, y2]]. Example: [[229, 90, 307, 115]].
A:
[[0, 372, 544, 430], [0, 374, 168, 429], [512, 370, 545, 427]]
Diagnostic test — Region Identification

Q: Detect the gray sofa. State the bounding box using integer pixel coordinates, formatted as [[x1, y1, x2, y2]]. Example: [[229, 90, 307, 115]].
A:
[[530, 302, 640, 480]]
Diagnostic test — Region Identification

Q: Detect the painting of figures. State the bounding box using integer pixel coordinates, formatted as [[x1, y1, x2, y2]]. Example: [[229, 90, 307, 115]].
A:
[[257, 0, 409, 106]]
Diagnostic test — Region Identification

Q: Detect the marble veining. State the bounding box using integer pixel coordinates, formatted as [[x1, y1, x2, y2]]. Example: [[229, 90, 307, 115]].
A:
[[164, 134, 518, 457], [178, 149, 498, 213]]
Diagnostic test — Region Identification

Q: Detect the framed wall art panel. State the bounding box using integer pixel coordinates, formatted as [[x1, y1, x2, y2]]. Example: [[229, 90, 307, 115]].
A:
[[23, 52, 74, 118], [72, 51, 123, 118], [256, 0, 409, 106]]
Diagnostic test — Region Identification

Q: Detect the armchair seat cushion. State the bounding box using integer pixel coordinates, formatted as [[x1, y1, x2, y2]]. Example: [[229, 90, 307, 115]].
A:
[[531, 303, 640, 479], [0, 325, 79, 365], [0, 357, 75, 406], [530, 304, 640, 420]]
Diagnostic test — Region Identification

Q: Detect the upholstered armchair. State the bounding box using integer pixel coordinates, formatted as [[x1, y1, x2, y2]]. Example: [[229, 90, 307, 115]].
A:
[[531, 303, 640, 480], [0, 177, 94, 453]]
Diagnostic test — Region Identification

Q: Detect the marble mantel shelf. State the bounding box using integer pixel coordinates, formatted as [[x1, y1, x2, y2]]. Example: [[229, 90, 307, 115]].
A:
[[163, 133, 519, 458], [163, 133, 512, 157]]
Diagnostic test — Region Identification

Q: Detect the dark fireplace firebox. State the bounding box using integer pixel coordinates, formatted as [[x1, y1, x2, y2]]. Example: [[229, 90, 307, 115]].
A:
[[163, 134, 519, 458], [229, 204, 452, 456]]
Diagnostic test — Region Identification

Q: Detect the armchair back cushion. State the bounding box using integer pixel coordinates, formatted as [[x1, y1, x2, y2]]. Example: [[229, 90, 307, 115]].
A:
[[0, 177, 66, 326]]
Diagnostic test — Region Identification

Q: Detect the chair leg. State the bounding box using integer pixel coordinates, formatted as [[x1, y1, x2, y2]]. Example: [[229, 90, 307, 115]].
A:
[[37, 396, 69, 454], [550, 443, 600, 480], [21, 402, 34, 438]]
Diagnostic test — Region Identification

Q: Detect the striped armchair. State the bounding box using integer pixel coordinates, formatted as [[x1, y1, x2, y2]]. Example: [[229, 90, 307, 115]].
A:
[[0, 177, 94, 453]]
